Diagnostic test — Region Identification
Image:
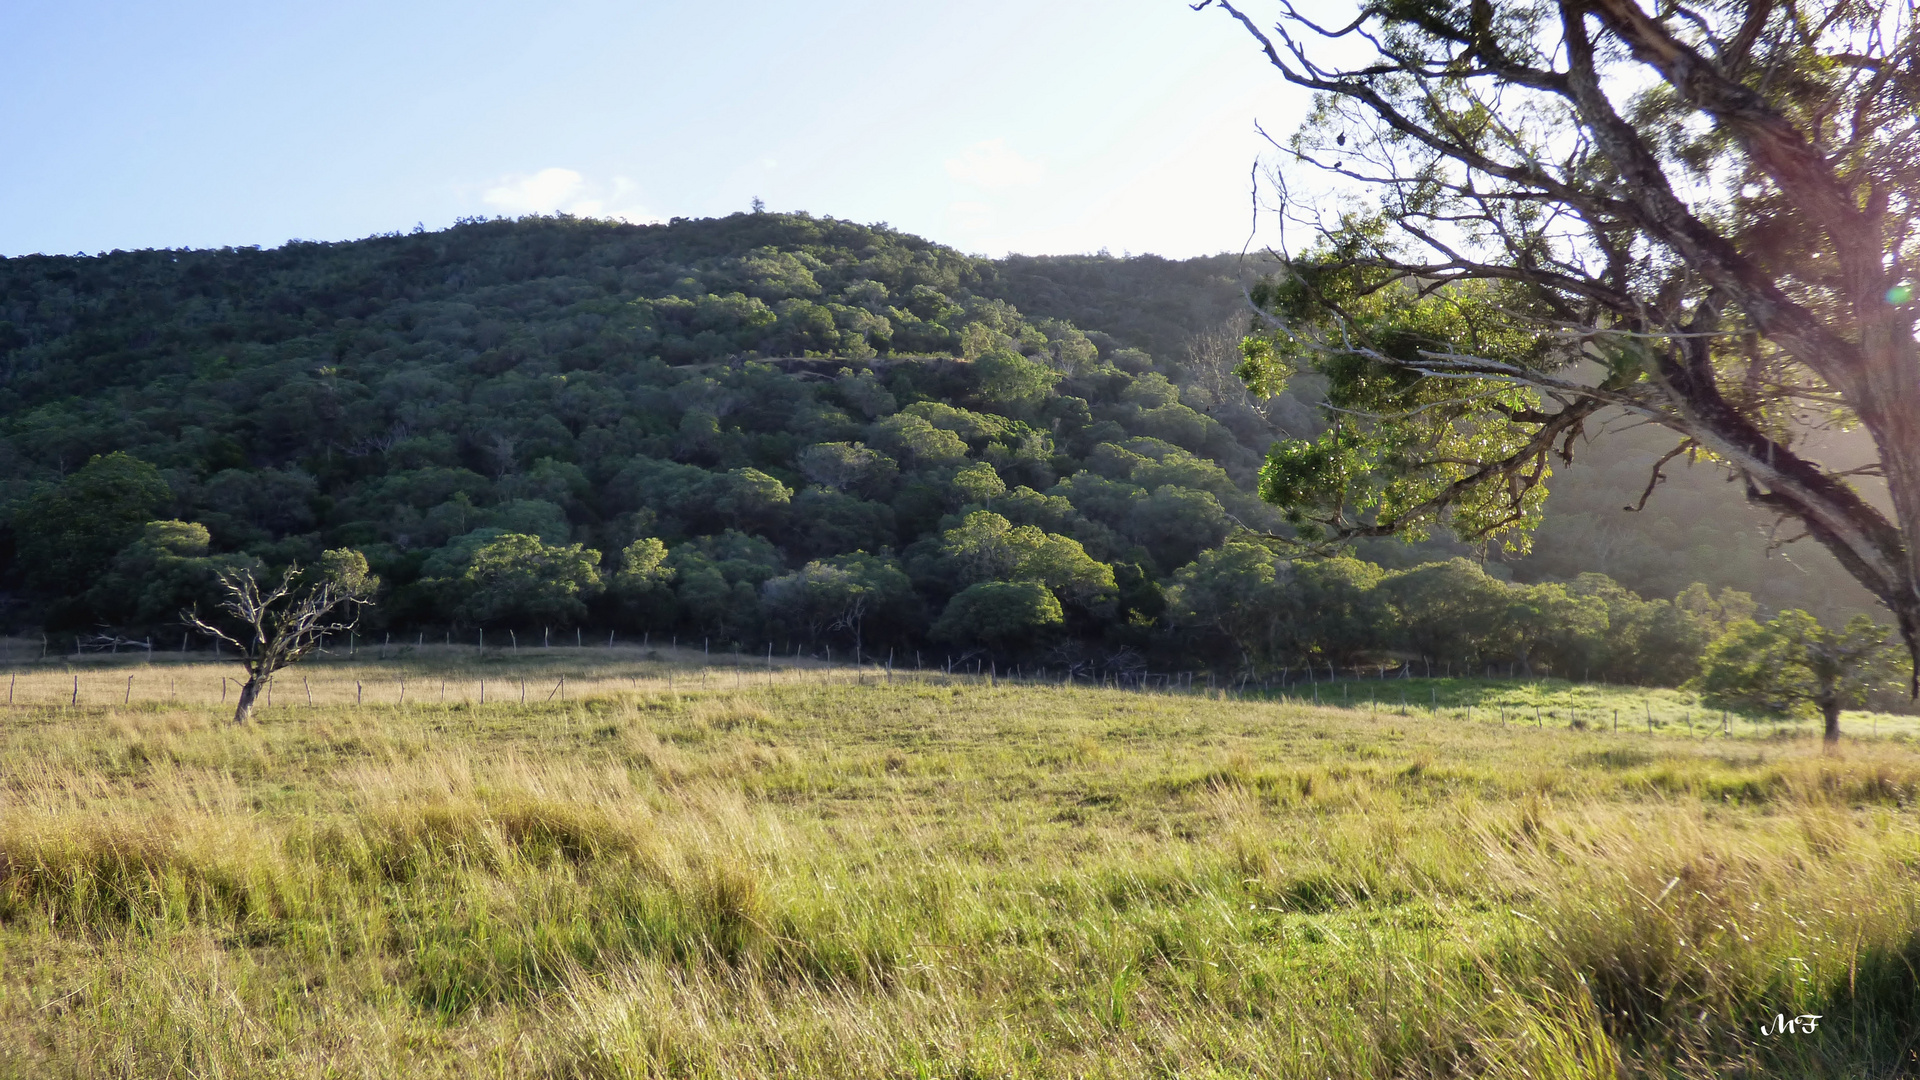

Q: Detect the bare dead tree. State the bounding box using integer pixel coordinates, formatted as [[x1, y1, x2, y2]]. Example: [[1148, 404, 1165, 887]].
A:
[[184, 552, 377, 724], [829, 593, 871, 664], [1181, 322, 1253, 403]]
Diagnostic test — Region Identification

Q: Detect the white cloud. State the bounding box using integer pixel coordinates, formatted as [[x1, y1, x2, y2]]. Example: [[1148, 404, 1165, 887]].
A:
[[481, 168, 659, 223], [944, 139, 1045, 189], [483, 167, 583, 212]]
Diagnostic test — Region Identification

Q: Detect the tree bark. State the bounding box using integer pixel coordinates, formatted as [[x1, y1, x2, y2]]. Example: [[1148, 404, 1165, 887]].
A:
[[233, 673, 264, 725], [1821, 699, 1842, 746]]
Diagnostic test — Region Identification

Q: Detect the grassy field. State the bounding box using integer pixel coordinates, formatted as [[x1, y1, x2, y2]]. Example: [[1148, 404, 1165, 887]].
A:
[[2, 649, 1918, 1078]]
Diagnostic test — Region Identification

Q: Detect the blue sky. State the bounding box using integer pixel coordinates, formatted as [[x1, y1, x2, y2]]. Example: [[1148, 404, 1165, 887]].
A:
[[0, 1, 1307, 259]]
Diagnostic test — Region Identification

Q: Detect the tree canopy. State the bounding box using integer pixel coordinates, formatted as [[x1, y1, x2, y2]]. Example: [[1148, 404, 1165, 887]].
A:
[[1696, 609, 1899, 741], [1206, 0, 1920, 670]]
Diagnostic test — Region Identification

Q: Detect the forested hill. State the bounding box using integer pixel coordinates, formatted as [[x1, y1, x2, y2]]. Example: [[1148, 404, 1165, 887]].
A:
[[0, 212, 1878, 683]]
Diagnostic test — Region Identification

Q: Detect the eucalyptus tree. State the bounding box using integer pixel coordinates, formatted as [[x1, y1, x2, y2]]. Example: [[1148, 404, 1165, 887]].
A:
[[1203, 0, 1920, 670]]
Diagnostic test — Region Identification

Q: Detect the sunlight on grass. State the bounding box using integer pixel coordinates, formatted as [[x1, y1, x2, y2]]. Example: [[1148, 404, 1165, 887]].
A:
[[1, 652, 1916, 1077]]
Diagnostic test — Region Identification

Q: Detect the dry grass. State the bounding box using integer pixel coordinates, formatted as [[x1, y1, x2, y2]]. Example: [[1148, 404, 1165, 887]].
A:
[[1, 654, 1917, 1078]]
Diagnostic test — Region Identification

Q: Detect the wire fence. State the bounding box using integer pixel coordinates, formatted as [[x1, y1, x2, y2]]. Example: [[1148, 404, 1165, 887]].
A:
[[0, 636, 1903, 739]]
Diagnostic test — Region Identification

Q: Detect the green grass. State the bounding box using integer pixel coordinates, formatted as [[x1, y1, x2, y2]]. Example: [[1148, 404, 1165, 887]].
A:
[[1256, 674, 1920, 741], [2, 654, 1918, 1078]]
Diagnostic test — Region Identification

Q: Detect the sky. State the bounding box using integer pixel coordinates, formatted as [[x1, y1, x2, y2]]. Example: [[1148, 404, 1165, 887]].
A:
[[0, 0, 1317, 260]]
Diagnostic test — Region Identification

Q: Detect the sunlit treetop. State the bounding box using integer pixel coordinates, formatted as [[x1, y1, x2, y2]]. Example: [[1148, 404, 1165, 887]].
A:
[[1203, 0, 1920, 671]]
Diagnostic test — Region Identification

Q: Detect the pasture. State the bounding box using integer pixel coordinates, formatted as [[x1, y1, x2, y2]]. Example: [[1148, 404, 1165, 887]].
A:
[[1, 647, 1917, 1078]]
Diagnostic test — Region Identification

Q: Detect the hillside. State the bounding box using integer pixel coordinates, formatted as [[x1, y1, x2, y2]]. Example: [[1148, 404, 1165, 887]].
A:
[[980, 249, 1880, 623], [0, 212, 1885, 685]]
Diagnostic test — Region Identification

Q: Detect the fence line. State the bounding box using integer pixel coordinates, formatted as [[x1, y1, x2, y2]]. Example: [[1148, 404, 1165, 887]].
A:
[[0, 640, 1844, 738]]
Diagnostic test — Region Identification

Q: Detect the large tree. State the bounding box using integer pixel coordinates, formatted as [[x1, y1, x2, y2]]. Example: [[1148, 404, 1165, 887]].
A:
[[1165, 541, 1291, 673], [1695, 609, 1896, 741], [13, 452, 172, 597], [460, 533, 605, 629], [1204, 0, 1920, 673]]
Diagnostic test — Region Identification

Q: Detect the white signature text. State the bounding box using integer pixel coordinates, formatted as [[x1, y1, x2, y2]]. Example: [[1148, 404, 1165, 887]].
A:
[[1759, 1013, 1823, 1036]]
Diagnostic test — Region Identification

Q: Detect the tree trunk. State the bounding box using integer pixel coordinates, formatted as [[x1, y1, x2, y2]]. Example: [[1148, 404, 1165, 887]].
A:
[[1821, 696, 1843, 746], [233, 673, 265, 724]]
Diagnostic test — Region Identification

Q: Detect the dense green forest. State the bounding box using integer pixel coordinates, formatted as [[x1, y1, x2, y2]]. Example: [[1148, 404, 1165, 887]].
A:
[[0, 212, 1882, 683]]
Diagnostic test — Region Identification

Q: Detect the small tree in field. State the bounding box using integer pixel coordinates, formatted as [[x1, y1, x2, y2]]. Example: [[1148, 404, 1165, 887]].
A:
[[185, 550, 379, 724], [1695, 611, 1898, 744]]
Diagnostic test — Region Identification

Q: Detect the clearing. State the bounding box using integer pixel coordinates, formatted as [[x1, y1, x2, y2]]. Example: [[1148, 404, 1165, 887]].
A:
[[1, 650, 1916, 1078]]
